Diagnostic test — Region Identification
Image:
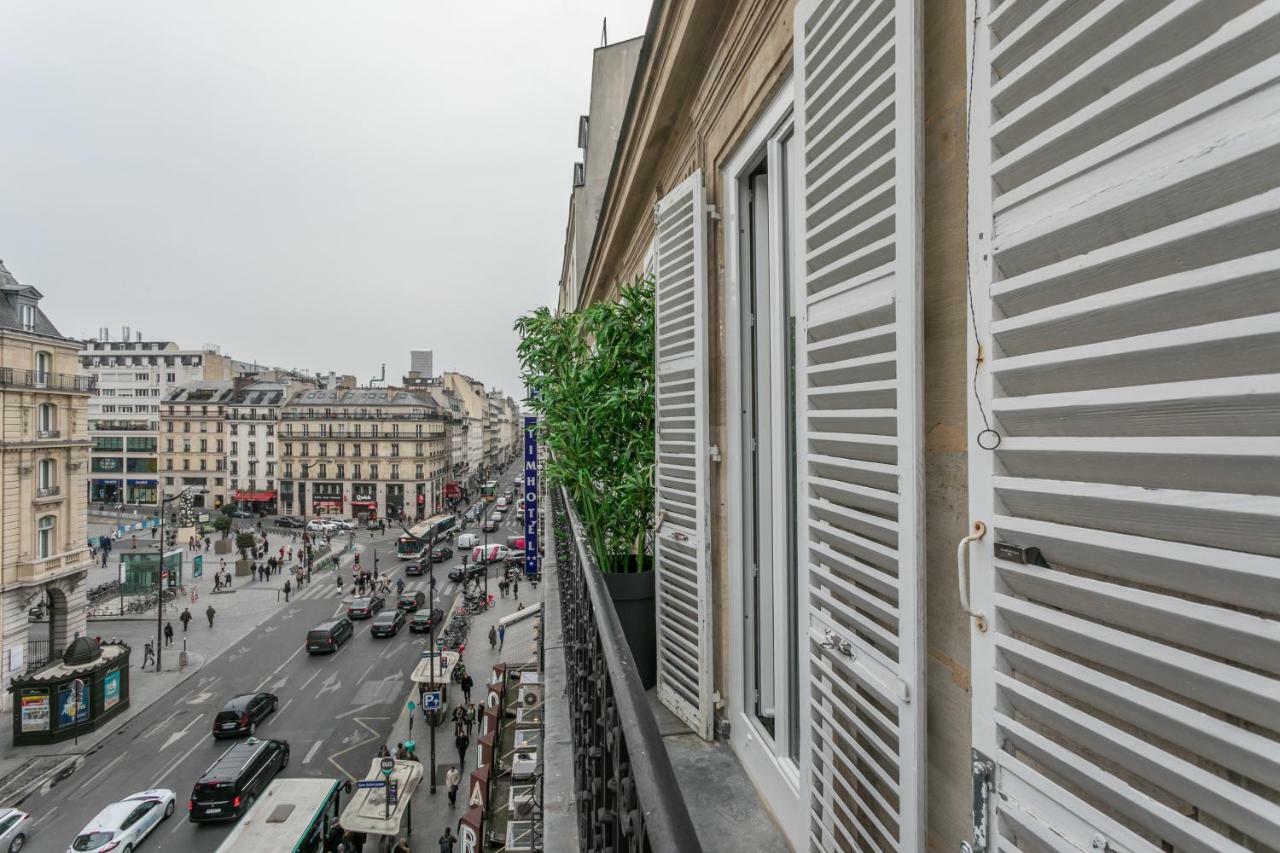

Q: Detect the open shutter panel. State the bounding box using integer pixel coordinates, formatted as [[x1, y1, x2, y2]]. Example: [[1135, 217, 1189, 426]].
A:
[[653, 170, 714, 740], [794, 0, 924, 851], [968, 2, 1280, 852]]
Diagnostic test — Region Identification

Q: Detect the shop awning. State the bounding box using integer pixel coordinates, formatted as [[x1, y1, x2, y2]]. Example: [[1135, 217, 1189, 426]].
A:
[[233, 490, 277, 502]]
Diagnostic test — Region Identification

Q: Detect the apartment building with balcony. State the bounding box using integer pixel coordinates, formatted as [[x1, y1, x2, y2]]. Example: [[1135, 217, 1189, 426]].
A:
[[553, 3, 1280, 851], [0, 260, 94, 710], [442, 371, 488, 481], [79, 334, 231, 508], [225, 380, 312, 515], [277, 388, 448, 521], [158, 381, 232, 508]]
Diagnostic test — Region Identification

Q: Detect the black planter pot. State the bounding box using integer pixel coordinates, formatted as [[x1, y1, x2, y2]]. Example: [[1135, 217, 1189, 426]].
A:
[[601, 569, 657, 689]]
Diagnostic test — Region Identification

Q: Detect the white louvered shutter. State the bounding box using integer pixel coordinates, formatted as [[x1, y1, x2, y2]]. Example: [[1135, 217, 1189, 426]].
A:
[[967, 3, 1280, 852], [653, 170, 714, 740], [794, 0, 925, 850]]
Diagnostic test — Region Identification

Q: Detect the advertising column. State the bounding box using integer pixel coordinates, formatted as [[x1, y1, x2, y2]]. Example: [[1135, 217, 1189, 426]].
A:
[[523, 415, 538, 578]]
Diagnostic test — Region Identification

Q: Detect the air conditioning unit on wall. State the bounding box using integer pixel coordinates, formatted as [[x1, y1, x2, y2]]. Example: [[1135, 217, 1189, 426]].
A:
[[518, 682, 543, 709]]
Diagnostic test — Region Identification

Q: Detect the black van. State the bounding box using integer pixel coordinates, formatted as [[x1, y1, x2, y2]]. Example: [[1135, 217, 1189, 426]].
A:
[[188, 737, 289, 822], [306, 618, 353, 654]]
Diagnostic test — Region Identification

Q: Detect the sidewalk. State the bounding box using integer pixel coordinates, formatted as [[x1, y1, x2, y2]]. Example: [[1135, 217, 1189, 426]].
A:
[[380, 568, 538, 848], [0, 536, 366, 807]]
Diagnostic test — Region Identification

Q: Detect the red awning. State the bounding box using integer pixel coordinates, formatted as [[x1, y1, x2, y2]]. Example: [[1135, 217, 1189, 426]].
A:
[[234, 490, 277, 502]]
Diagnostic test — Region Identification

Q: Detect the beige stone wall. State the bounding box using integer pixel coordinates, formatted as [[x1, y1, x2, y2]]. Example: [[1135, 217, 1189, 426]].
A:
[[159, 410, 228, 505]]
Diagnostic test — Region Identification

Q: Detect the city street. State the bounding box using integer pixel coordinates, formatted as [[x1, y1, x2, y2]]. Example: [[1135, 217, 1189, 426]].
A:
[[17, 465, 524, 852]]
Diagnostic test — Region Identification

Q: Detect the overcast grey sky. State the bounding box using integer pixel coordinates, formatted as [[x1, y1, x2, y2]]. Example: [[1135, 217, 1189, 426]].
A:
[[0, 0, 650, 399]]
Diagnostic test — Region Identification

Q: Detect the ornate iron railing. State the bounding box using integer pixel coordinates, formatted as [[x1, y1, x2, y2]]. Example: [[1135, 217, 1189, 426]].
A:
[[0, 368, 95, 393], [553, 484, 701, 853]]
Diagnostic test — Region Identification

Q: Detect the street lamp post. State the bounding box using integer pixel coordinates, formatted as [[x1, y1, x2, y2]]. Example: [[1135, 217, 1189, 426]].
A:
[[156, 487, 199, 673], [297, 462, 316, 581], [397, 516, 440, 793]]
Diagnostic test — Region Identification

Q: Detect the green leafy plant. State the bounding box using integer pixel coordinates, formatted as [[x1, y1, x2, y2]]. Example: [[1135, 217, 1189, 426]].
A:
[[235, 531, 256, 559], [515, 276, 655, 573], [212, 515, 233, 539]]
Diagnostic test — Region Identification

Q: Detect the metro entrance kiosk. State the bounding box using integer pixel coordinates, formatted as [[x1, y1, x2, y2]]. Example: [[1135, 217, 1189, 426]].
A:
[[340, 758, 423, 842]]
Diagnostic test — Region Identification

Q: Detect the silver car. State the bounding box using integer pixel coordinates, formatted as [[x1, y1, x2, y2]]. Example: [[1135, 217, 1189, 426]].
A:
[[0, 808, 30, 853]]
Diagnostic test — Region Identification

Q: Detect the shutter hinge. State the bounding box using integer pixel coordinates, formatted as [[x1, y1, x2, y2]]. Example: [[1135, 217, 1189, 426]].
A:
[[962, 749, 996, 853], [707, 203, 721, 222], [709, 445, 722, 463]]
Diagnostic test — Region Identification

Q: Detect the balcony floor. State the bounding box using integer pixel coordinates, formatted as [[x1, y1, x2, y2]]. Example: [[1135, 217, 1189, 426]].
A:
[[646, 692, 792, 853]]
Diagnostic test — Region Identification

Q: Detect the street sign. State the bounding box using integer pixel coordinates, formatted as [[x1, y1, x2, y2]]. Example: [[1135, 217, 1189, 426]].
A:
[[356, 779, 385, 790], [193, 554, 203, 578], [387, 779, 399, 805], [422, 690, 441, 710], [380, 757, 395, 775]]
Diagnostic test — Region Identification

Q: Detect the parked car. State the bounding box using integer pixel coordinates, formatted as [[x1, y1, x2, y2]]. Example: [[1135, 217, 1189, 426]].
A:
[[328, 518, 358, 531], [397, 590, 427, 611], [275, 516, 305, 529], [228, 508, 254, 519], [306, 619, 353, 653], [346, 595, 384, 619], [495, 498, 508, 510], [455, 533, 479, 550], [188, 738, 289, 823], [370, 609, 406, 638], [71, 789, 176, 852], [213, 692, 278, 738], [409, 607, 445, 633], [0, 807, 31, 853], [491, 511, 505, 523], [482, 519, 498, 533], [430, 546, 453, 563], [404, 561, 425, 577], [306, 519, 337, 533], [504, 549, 526, 567]]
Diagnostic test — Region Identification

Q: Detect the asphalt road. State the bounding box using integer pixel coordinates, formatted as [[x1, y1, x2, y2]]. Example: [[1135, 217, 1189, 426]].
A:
[[20, 466, 526, 852]]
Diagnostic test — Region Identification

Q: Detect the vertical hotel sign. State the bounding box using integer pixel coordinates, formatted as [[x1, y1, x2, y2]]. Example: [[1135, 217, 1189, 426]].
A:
[[523, 415, 539, 577]]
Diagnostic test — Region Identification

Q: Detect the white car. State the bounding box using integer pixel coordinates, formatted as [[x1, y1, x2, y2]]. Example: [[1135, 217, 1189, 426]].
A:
[[69, 789, 176, 852], [306, 519, 337, 533], [327, 518, 358, 531]]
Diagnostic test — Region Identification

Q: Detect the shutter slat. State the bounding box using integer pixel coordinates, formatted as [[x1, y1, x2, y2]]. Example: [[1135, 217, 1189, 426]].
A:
[[653, 170, 714, 740]]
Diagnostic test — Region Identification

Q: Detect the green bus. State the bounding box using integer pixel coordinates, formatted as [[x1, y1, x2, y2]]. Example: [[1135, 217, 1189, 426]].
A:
[[215, 777, 347, 853]]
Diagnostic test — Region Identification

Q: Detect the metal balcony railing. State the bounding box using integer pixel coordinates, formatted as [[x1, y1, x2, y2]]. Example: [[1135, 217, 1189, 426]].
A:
[[552, 485, 701, 853], [36, 485, 61, 498], [0, 368, 95, 393], [38, 429, 62, 439]]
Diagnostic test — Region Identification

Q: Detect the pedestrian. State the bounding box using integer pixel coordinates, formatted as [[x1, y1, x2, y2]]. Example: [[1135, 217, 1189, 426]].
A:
[[498, 622, 505, 649], [164, 622, 174, 646], [438, 828, 456, 853], [513, 577, 519, 598], [446, 765, 461, 807], [101, 551, 108, 568], [461, 673, 474, 704], [180, 608, 192, 631], [395, 742, 407, 760], [455, 730, 470, 773], [142, 640, 155, 669], [204, 536, 211, 552], [283, 579, 291, 602], [488, 625, 497, 649], [453, 705, 466, 731], [463, 703, 474, 737], [206, 604, 216, 627], [378, 744, 391, 758], [337, 575, 343, 595], [392, 838, 410, 853]]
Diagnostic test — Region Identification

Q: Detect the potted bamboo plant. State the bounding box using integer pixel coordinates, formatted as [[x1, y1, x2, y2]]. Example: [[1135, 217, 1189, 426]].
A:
[[515, 277, 657, 686]]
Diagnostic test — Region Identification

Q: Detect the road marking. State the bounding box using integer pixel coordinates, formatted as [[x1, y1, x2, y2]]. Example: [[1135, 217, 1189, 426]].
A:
[[271, 644, 304, 676], [358, 661, 376, 684], [325, 717, 386, 782], [151, 707, 182, 732], [302, 740, 323, 764], [299, 670, 321, 692], [271, 675, 289, 691], [161, 713, 205, 750], [277, 698, 294, 718], [156, 738, 206, 785], [316, 673, 342, 698], [170, 810, 189, 835], [186, 690, 214, 706], [76, 754, 125, 793], [32, 805, 58, 827]]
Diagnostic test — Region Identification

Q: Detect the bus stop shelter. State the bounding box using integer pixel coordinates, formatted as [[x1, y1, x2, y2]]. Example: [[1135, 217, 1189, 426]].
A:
[[340, 758, 423, 843]]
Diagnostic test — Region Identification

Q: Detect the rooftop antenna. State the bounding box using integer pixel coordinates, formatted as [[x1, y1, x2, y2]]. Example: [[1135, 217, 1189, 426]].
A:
[[601, 17, 608, 47]]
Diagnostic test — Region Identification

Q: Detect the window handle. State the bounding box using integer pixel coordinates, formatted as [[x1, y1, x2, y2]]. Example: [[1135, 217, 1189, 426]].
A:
[[957, 521, 987, 632]]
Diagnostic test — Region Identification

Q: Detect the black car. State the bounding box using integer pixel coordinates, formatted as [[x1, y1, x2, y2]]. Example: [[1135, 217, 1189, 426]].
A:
[[212, 692, 278, 739], [448, 563, 486, 583], [346, 595, 384, 619], [370, 609, 406, 638], [409, 607, 445, 633], [482, 519, 498, 533], [397, 590, 427, 611], [306, 618, 354, 653], [430, 546, 453, 563], [404, 561, 425, 576], [276, 516, 305, 529], [189, 737, 289, 822]]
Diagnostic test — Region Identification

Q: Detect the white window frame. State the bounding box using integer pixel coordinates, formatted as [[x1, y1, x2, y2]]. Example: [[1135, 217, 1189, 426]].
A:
[[34, 351, 51, 387], [37, 515, 55, 559], [38, 458, 56, 491], [21, 303, 35, 331], [38, 403, 56, 436], [722, 78, 806, 846]]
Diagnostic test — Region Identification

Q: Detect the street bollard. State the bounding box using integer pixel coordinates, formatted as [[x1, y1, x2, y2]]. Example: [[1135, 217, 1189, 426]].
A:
[[179, 638, 188, 669]]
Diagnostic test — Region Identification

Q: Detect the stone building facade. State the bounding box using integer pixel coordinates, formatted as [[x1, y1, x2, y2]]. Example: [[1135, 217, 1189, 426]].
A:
[[158, 381, 233, 508], [0, 261, 93, 710]]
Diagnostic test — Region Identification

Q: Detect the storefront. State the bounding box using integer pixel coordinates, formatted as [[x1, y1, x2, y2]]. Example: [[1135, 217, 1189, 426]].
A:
[[311, 482, 343, 515], [126, 479, 158, 505], [385, 484, 404, 520], [351, 483, 377, 521], [90, 479, 122, 503], [233, 490, 278, 514]]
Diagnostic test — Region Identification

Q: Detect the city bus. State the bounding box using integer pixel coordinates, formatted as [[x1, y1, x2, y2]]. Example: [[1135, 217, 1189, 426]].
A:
[[215, 777, 347, 853], [481, 480, 498, 502], [396, 513, 457, 559]]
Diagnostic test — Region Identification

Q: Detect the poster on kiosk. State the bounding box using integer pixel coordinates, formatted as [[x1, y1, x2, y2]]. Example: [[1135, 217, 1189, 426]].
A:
[[523, 415, 539, 578]]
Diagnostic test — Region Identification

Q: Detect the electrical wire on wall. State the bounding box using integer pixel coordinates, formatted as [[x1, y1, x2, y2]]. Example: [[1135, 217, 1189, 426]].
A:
[[965, 5, 1000, 452]]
